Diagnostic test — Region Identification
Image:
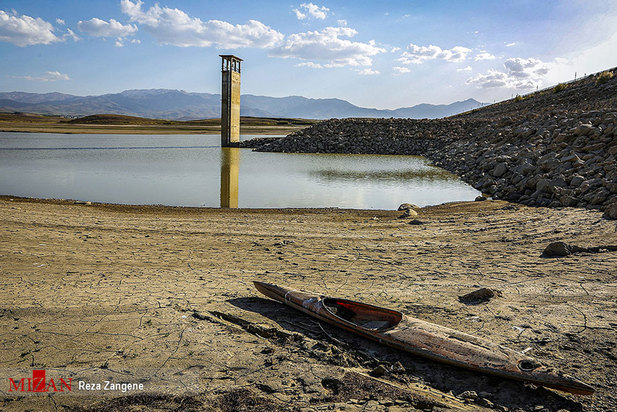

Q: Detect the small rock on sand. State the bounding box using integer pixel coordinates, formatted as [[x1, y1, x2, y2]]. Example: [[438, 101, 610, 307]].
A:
[[542, 241, 573, 257], [370, 364, 388, 377], [458, 390, 478, 400], [459, 288, 502, 304], [398, 209, 418, 219]]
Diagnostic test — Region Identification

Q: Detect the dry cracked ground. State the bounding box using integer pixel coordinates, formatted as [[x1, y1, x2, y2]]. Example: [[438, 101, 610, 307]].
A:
[[0, 197, 616, 411]]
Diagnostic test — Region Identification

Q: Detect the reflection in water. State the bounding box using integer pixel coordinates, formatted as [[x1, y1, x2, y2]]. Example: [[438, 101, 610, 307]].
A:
[[0, 133, 481, 209], [312, 167, 457, 181], [220, 147, 239, 208]]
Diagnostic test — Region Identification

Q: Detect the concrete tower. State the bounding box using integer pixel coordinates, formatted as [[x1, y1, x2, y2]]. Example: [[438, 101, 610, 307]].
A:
[[220, 55, 242, 147]]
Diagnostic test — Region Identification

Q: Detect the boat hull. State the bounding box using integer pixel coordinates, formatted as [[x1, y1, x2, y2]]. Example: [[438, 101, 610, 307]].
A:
[[254, 281, 594, 395]]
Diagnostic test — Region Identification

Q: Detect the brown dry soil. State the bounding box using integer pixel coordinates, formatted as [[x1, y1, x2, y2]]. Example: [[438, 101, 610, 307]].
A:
[[0, 197, 616, 411], [0, 113, 312, 135]]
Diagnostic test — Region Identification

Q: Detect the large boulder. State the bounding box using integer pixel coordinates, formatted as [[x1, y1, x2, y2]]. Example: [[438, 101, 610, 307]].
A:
[[492, 162, 508, 177], [604, 202, 617, 220]]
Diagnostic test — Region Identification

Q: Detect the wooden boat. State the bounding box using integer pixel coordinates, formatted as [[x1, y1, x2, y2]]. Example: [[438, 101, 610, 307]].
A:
[[254, 281, 594, 395]]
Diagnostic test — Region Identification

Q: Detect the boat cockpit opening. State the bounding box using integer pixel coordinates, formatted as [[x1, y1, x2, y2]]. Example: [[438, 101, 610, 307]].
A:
[[323, 298, 402, 331]]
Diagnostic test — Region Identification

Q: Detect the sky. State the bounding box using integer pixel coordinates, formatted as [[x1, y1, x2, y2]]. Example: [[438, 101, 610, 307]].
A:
[[1, 0, 616, 109]]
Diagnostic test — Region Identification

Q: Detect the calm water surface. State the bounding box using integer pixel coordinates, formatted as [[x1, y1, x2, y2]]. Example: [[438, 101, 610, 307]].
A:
[[0, 132, 479, 209]]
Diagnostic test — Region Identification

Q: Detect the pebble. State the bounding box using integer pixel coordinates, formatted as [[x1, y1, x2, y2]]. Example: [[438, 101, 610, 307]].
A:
[[479, 398, 494, 408], [397, 209, 418, 219], [370, 364, 388, 377], [458, 390, 478, 400], [397, 203, 419, 211], [542, 241, 572, 257], [459, 287, 501, 304], [391, 361, 405, 373]]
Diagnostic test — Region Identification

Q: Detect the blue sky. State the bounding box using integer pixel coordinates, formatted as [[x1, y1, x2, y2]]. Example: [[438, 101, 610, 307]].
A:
[[1, 0, 616, 109]]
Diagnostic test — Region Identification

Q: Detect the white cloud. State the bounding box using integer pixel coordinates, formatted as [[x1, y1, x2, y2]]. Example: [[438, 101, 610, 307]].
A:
[[56, 18, 65, 25], [0, 9, 60, 46], [398, 43, 471, 64], [457, 65, 472, 72], [392, 66, 410, 73], [270, 26, 385, 67], [114, 36, 141, 48], [64, 28, 80, 42], [293, 3, 330, 20], [18, 71, 70, 82], [467, 57, 550, 89], [505, 42, 517, 47], [78, 18, 138, 38], [121, 0, 283, 48], [390, 46, 400, 53], [504, 57, 549, 76], [297, 62, 324, 69], [357, 68, 379, 75], [337, 19, 347, 26], [466, 69, 509, 88], [475, 52, 495, 61]]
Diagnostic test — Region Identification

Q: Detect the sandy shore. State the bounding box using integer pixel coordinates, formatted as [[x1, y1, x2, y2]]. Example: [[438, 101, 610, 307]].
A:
[[0, 197, 616, 411]]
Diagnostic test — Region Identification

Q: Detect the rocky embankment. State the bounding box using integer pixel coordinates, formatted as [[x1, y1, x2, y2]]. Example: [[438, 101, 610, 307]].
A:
[[243, 68, 617, 218]]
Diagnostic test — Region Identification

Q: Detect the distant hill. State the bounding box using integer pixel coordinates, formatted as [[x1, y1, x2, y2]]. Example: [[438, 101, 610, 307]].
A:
[[0, 89, 485, 120], [64, 113, 318, 126]]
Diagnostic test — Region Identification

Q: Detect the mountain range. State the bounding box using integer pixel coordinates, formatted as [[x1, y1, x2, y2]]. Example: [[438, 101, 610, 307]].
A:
[[0, 89, 485, 120]]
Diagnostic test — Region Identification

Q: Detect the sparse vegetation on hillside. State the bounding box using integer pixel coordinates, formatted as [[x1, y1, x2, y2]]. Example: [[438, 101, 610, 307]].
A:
[[453, 66, 617, 121], [596, 70, 614, 85]]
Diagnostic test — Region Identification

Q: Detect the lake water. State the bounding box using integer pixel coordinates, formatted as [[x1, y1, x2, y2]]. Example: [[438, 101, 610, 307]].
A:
[[0, 132, 479, 209]]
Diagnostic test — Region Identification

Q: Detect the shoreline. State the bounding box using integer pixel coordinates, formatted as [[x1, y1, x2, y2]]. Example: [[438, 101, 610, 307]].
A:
[[0, 194, 406, 214], [1, 195, 616, 411]]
